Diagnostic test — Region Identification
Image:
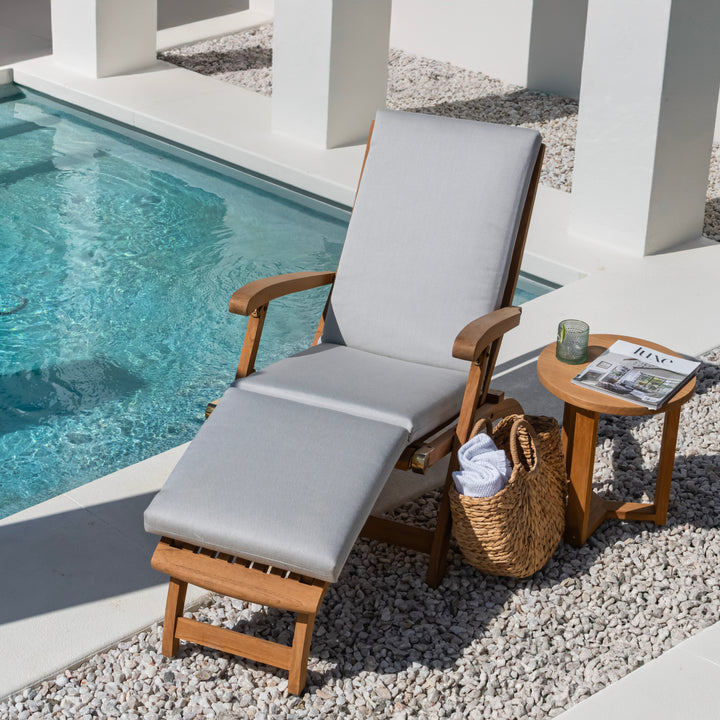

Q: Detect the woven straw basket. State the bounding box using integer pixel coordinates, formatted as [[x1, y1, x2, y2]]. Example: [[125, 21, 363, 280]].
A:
[[449, 414, 567, 578]]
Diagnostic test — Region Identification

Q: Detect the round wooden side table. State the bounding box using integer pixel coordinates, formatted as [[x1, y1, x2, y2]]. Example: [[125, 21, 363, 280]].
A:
[[537, 334, 696, 546]]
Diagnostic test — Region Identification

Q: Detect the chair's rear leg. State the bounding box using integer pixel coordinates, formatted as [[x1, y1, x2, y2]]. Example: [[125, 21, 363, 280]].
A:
[[162, 577, 188, 657], [426, 476, 454, 588], [288, 611, 319, 695]]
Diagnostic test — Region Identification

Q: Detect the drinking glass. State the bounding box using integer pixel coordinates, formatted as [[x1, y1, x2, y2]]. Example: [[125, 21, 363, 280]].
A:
[[556, 319, 589, 364]]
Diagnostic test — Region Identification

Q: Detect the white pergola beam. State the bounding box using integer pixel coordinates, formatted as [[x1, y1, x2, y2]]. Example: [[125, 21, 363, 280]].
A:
[[272, 0, 391, 149], [570, 0, 720, 256]]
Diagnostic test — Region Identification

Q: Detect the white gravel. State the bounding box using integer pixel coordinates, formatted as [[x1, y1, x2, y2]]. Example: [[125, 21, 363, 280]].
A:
[[3, 346, 720, 719], [160, 24, 720, 241]]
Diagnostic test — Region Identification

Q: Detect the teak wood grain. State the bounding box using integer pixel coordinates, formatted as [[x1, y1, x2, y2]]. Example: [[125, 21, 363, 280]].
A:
[[152, 539, 326, 614], [537, 334, 696, 546], [537, 334, 696, 416], [229, 271, 336, 317], [453, 307, 522, 364], [152, 539, 327, 695]]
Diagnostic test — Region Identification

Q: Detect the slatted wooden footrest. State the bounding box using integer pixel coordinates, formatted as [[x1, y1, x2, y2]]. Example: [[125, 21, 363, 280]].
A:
[[151, 538, 328, 694]]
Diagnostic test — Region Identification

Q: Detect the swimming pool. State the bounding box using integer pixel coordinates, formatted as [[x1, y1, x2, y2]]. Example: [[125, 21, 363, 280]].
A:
[[0, 88, 556, 519]]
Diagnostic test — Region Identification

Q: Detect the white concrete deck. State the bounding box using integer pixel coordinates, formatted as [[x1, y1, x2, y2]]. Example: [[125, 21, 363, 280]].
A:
[[2, 9, 720, 716]]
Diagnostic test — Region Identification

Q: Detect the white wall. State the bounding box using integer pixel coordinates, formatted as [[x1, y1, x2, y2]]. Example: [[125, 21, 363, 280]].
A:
[[389, 0, 587, 99], [389, 0, 533, 86]]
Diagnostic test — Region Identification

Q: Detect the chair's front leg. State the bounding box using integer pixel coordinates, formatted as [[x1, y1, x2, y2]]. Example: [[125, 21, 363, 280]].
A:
[[426, 349, 490, 587], [288, 610, 321, 695], [455, 356, 489, 445], [162, 577, 188, 657], [235, 304, 268, 379]]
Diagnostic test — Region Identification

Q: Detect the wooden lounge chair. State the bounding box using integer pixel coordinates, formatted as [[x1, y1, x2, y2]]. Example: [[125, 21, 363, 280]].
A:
[[145, 110, 544, 694]]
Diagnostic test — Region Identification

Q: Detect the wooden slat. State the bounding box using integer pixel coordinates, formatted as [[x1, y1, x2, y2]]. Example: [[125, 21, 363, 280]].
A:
[[609, 501, 656, 521], [151, 540, 327, 615], [172, 538, 200, 552], [176, 617, 293, 671], [205, 399, 220, 419], [361, 516, 434, 554]]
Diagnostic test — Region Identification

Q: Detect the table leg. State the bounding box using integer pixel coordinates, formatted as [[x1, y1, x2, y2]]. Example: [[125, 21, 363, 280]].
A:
[[653, 405, 681, 526], [563, 403, 600, 547]]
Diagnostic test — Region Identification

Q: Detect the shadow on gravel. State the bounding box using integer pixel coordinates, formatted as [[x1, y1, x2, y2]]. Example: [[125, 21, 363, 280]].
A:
[[411, 89, 578, 127], [703, 196, 720, 243], [161, 47, 272, 74]]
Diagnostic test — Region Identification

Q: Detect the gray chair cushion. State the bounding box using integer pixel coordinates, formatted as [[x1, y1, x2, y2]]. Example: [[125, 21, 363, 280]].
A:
[[144, 389, 408, 582], [237, 343, 467, 442], [322, 110, 542, 371], [371, 456, 449, 516]]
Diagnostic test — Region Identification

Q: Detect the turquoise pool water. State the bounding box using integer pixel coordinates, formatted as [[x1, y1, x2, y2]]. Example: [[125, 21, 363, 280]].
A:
[[0, 89, 555, 519]]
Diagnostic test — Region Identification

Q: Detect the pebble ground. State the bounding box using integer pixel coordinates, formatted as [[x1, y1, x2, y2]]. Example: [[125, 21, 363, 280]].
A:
[[3, 27, 720, 720], [3, 353, 719, 718]]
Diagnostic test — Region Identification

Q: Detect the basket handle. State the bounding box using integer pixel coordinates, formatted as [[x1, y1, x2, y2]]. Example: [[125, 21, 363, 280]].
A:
[[509, 418, 540, 471], [469, 417, 494, 441]]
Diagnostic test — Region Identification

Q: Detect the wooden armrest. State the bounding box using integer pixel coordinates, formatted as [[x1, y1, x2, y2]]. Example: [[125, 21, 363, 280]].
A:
[[452, 306, 522, 363], [229, 271, 336, 316]]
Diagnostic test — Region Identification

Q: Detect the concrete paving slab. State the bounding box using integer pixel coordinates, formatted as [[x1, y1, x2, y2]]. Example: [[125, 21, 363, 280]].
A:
[[65, 444, 188, 554], [12, 57, 365, 206], [674, 622, 720, 668], [0, 447, 205, 699], [558, 631, 720, 719]]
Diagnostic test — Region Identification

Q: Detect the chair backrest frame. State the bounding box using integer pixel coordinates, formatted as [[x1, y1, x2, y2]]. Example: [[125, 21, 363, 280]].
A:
[[478, 142, 545, 406]]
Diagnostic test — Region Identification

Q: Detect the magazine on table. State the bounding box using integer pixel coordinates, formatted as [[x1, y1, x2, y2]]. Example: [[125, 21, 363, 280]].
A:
[[571, 340, 700, 410]]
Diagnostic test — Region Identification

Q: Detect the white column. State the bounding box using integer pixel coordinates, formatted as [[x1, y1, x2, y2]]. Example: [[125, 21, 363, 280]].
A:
[[272, 0, 391, 149], [51, 0, 157, 78], [570, 0, 720, 256], [526, 0, 588, 99]]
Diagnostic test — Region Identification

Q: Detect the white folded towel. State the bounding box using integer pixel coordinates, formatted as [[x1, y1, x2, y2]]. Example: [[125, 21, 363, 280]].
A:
[[453, 432, 513, 498]]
